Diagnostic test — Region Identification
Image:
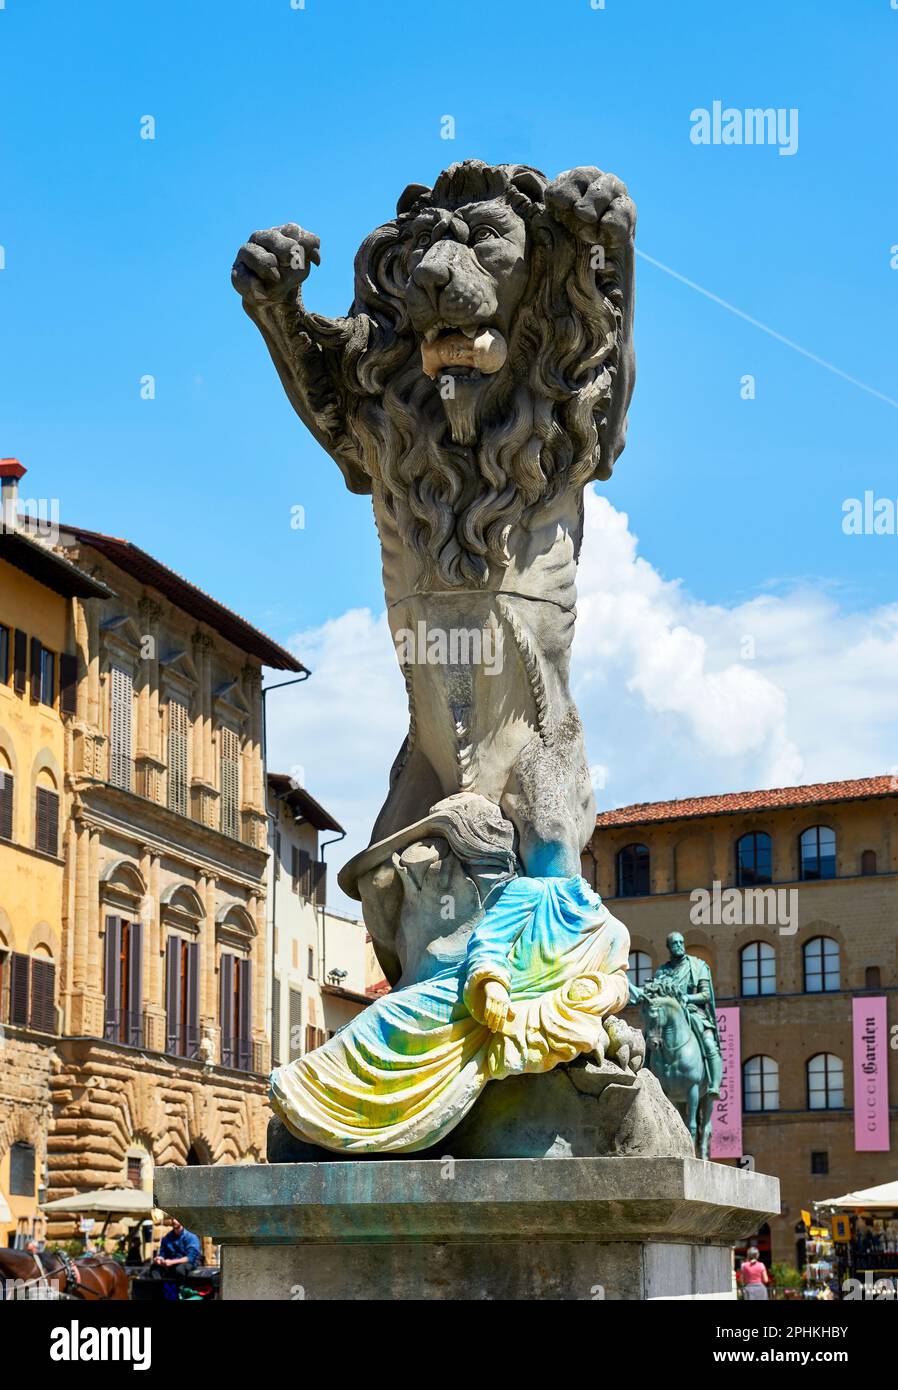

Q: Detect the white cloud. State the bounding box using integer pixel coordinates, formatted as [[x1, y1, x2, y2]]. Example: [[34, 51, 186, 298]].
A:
[[268, 488, 898, 910]]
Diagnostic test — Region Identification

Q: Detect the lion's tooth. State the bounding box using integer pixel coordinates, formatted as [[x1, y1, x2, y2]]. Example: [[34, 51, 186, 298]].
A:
[[424, 326, 440, 344], [472, 328, 507, 374], [461, 326, 478, 338]]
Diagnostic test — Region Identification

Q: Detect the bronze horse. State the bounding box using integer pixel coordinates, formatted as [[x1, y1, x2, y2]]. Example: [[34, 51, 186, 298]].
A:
[[0, 1246, 129, 1301]]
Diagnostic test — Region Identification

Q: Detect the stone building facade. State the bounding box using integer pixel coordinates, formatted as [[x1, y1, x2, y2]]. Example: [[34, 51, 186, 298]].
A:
[[0, 460, 110, 1245], [267, 773, 370, 1068], [584, 775, 897, 1264], [39, 518, 304, 1232]]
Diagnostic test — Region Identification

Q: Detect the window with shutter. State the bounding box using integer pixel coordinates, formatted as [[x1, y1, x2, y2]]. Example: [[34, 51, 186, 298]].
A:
[[236, 958, 253, 1071], [165, 936, 181, 1054], [311, 860, 327, 907], [0, 769, 13, 841], [29, 958, 56, 1034], [167, 698, 189, 816], [0, 625, 9, 683], [39, 648, 55, 707], [59, 652, 78, 715], [219, 727, 240, 838], [288, 988, 303, 1061], [104, 916, 123, 1040], [271, 975, 282, 1067], [219, 953, 235, 1067], [294, 848, 312, 898], [109, 665, 134, 790], [30, 636, 42, 701], [35, 786, 59, 856], [13, 630, 27, 693], [9, 952, 30, 1027]]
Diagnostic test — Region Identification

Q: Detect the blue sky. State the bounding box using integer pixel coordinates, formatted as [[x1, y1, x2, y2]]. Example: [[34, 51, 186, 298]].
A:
[[2, 1, 897, 886]]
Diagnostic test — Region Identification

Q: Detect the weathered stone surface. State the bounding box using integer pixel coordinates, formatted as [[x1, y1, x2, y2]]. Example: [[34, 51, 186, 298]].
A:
[[155, 1156, 779, 1300]]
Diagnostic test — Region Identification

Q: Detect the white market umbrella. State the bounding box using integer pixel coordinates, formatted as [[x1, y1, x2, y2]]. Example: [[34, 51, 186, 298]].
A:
[[816, 1179, 898, 1211], [40, 1186, 154, 1216]]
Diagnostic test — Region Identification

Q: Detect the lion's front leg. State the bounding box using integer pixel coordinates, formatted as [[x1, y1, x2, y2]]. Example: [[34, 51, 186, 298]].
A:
[[231, 223, 369, 490]]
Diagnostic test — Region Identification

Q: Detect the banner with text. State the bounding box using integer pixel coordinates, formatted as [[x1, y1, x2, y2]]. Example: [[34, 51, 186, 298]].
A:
[[853, 996, 890, 1152], [710, 1006, 742, 1159]]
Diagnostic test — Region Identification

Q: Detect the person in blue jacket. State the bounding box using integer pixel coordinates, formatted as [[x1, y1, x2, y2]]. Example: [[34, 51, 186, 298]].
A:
[[151, 1217, 201, 1280]]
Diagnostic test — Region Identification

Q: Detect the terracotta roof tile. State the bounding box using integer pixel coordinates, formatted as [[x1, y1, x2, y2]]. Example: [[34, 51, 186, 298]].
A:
[[593, 775, 896, 830]]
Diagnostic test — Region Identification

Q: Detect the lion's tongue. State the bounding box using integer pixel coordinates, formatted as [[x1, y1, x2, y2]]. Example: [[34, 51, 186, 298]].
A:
[[421, 328, 507, 380]]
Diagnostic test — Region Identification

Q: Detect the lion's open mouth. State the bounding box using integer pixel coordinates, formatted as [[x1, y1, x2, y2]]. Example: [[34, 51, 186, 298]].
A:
[[420, 324, 508, 381]]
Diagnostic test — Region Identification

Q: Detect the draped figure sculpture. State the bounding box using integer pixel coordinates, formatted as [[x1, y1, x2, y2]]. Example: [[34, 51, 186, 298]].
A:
[[232, 160, 645, 1153]]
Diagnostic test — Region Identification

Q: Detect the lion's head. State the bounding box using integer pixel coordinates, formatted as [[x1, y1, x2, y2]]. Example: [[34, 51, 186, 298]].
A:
[[341, 160, 636, 587]]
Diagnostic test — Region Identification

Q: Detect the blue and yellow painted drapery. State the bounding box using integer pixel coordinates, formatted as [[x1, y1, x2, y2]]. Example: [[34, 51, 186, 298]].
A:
[[270, 875, 630, 1153]]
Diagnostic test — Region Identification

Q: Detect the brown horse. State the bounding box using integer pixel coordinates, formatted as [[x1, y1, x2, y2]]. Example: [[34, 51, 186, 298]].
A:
[[0, 1247, 129, 1300]]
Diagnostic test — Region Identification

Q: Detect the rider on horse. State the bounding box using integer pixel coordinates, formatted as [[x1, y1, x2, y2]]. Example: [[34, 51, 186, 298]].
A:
[[630, 932, 722, 1098]]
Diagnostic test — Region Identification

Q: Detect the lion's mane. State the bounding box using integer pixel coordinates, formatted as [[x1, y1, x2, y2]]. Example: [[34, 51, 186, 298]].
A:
[[322, 161, 636, 588]]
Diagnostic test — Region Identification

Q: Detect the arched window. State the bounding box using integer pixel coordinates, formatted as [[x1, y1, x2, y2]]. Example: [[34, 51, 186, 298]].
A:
[[807, 1053, 844, 1110], [803, 936, 840, 993], [34, 769, 59, 857], [740, 941, 776, 997], [743, 1056, 779, 1112], [617, 843, 650, 897], [104, 914, 144, 1046], [861, 850, 877, 876], [627, 951, 652, 989], [9, 1141, 36, 1196], [800, 826, 836, 881], [735, 832, 772, 887]]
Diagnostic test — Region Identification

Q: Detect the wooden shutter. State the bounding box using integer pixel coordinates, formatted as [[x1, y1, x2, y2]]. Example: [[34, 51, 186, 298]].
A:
[[103, 916, 123, 1039], [126, 919, 143, 1045], [167, 698, 189, 816], [271, 975, 281, 1067], [109, 665, 134, 790], [294, 849, 311, 899], [219, 953, 235, 1067], [0, 769, 13, 840], [29, 958, 56, 1034], [9, 952, 30, 1027], [165, 936, 181, 1054], [13, 630, 27, 693], [219, 727, 240, 838], [35, 786, 59, 856], [312, 860, 327, 906], [59, 652, 78, 715], [291, 844, 300, 887], [29, 636, 42, 700], [185, 941, 199, 1059], [237, 959, 253, 1071], [288, 988, 303, 1061]]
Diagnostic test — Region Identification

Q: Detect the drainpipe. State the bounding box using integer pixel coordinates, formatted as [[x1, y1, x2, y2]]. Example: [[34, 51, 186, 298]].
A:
[[317, 829, 347, 997]]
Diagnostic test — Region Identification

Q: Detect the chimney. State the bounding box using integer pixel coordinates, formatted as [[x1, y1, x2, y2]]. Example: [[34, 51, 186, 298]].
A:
[[0, 458, 26, 532]]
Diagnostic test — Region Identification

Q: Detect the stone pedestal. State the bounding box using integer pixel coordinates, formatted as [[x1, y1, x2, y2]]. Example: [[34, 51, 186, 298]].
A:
[[155, 1156, 779, 1301]]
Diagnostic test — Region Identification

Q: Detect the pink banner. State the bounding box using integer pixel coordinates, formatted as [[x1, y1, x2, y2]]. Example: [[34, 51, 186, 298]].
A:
[[853, 997, 890, 1152], [711, 1007, 742, 1159]]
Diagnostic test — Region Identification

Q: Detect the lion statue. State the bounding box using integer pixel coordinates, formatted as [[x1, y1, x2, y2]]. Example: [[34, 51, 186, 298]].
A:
[[232, 160, 636, 988]]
